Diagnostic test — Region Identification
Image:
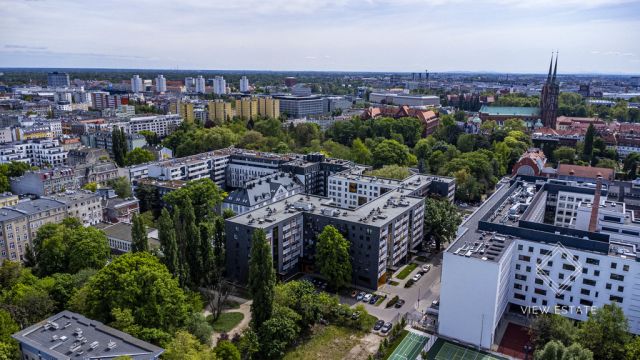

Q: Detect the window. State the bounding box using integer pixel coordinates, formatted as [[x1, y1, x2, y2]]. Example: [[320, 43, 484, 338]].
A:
[[623, 265, 629, 272], [583, 279, 596, 286], [514, 283, 522, 290], [580, 288, 590, 296], [610, 295, 623, 303], [611, 262, 617, 269], [514, 293, 526, 300], [535, 278, 543, 285], [515, 274, 527, 281], [519, 255, 531, 262], [610, 274, 624, 281], [563, 263, 576, 271], [618, 286, 624, 292], [580, 299, 593, 306], [535, 288, 547, 295], [518, 244, 523, 251], [594, 270, 600, 276], [540, 249, 551, 255], [606, 283, 612, 290]]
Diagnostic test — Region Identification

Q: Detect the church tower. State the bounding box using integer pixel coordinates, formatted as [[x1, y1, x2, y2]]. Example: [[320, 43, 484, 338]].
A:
[[540, 53, 560, 129]]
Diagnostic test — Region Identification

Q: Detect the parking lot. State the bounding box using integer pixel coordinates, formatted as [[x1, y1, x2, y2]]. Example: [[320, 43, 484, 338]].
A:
[[341, 253, 443, 323]]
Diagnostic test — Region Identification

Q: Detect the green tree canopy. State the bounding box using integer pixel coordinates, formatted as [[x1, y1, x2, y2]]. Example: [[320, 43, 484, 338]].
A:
[[372, 139, 416, 168], [248, 229, 276, 330], [423, 198, 462, 250], [108, 177, 133, 198], [316, 225, 352, 290], [124, 148, 155, 166], [578, 304, 630, 360]]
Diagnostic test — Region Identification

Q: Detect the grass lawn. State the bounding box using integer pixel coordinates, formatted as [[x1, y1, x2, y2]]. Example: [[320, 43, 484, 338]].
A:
[[389, 280, 400, 286], [383, 330, 409, 360], [415, 255, 429, 262], [375, 296, 386, 306], [284, 315, 378, 360], [209, 312, 244, 333], [396, 263, 417, 280]]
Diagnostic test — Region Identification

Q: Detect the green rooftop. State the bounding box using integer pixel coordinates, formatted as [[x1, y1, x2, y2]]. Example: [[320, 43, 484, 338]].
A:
[[479, 105, 539, 116]]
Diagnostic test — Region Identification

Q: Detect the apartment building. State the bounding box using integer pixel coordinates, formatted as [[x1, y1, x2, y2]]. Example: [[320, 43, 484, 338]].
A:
[[81, 131, 146, 157], [127, 114, 183, 137], [0, 140, 68, 167], [274, 95, 325, 118], [147, 149, 231, 187], [0, 198, 66, 262], [47, 191, 103, 226], [225, 151, 290, 188], [223, 171, 303, 215], [177, 102, 195, 123], [11, 168, 77, 196], [258, 97, 280, 119], [11, 311, 164, 359], [439, 178, 640, 350], [235, 97, 258, 120], [91, 92, 125, 110], [207, 100, 233, 123], [226, 188, 425, 289]]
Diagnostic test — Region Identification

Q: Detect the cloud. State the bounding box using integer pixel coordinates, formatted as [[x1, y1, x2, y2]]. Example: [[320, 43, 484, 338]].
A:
[[4, 44, 47, 50]]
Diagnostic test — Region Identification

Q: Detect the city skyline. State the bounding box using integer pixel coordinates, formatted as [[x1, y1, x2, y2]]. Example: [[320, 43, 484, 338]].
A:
[[0, 0, 639, 74]]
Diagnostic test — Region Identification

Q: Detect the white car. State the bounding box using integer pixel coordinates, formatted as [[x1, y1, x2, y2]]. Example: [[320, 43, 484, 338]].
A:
[[363, 293, 373, 302], [411, 273, 422, 282], [421, 264, 431, 273]]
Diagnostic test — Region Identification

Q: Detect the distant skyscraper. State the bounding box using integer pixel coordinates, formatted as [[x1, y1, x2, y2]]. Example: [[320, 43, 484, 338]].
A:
[[540, 54, 560, 129], [184, 77, 195, 91], [195, 76, 206, 94], [131, 75, 143, 93], [240, 76, 250, 92], [156, 75, 167, 93], [47, 72, 70, 88], [213, 76, 227, 95]]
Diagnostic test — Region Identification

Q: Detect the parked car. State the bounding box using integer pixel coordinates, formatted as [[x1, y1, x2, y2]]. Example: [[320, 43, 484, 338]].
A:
[[373, 320, 385, 331], [363, 293, 373, 302], [381, 322, 393, 334], [351, 311, 361, 320], [394, 299, 406, 308], [412, 273, 422, 282], [421, 264, 431, 273], [356, 292, 365, 301], [369, 295, 378, 304]]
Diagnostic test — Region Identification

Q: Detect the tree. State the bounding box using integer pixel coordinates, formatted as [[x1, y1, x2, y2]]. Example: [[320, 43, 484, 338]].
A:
[[583, 124, 596, 163], [108, 177, 132, 198], [366, 165, 411, 180], [0, 309, 19, 359], [157, 208, 179, 275], [258, 305, 301, 360], [214, 340, 241, 360], [185, 313, 213, 346], [112, 126, 128, 167], [503, 118, 527, 133], [578, 304, 630, 360], [31, 223, 109, 276], [163, 330, 216, 360], [372, 139, 415, 168], [124, 148, 155, 166], [351, 138, 372, 165], [130, 214, 149, 253], [248, 229, 275, 330], [76, 252, 190, 333], [623, 153, 640, 180], [553, 147, 577, 164], [163, 178, 226, 223], [534, 340, 593, 360], [138, 130, 159, 146], [625, 336, 640, 360], [530, 314, 577, 349], [316, 226, 352, 290], [595, 159, 617, 170], [423, 198, 462, 251], [82, 182, 98, 192]]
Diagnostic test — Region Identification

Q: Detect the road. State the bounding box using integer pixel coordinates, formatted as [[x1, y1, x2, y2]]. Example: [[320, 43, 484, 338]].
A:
[[342, 253, 443, 323]]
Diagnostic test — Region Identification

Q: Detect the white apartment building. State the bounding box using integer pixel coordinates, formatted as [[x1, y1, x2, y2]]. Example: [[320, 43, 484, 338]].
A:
[[439, 179, 640, 350], [131, 75, 143, 93], [126, 114, 183, 137], [47, 191, 103, 226], [240, 76, 249, 92], [155, 75, 167, 93], [213, 76, 227, 95], [147, 150, 230, 187], [195, 76, 206, 94], [0, 140, 67, 167]]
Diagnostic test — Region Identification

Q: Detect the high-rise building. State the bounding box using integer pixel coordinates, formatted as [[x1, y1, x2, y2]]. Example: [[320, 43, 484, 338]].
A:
[[195, 76, 206, 94], [240, 76, 250, 92], [235, 97, 258, 120], [47, 72, 70, 88], [540, 53, 560, 128], [258, 97, 280, 119], [213, 76, 227, 95], [178, 102, 195, 123], [207, 100, 233, 123], [184, 77, 195, 92], [155, 75, 167, 93], [131, 75, 143, 93]]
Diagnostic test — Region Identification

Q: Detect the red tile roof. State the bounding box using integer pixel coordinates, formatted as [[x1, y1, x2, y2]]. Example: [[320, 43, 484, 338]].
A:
[[557, 164, 614, 181]]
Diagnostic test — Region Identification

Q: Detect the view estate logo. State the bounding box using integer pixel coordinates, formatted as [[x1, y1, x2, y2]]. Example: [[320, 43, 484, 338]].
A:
[[535, 242, 583, 295]]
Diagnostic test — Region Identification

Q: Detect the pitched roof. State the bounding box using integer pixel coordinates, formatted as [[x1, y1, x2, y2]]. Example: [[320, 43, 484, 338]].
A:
[[557, 164, 614, 181], [479, 105, 540, 117]]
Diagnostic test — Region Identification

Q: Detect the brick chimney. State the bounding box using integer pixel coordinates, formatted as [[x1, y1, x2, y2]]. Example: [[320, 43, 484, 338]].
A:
[[588, 175, 602, 233]]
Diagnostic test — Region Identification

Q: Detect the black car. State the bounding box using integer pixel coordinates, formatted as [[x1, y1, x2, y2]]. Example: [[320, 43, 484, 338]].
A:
[[373, 320, 385, 331], [394, 299, 406, 308], [369, 295, 378, 304]]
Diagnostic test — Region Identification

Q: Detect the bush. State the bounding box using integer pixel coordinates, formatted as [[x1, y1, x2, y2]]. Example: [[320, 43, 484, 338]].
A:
[[386, 295, 400, 308], [404, 279, 415, 288]]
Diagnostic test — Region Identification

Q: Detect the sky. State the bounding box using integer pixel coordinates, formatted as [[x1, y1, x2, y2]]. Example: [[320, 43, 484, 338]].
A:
[[0, 0, 639, 74]]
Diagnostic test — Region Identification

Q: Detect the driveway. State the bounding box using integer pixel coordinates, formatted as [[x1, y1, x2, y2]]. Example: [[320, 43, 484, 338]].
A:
[[343, 253, 443, 323]]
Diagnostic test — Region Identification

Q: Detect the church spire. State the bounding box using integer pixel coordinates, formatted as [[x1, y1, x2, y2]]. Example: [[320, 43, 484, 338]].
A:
[[547, 53, 553, 82], [552, 51, 558, 83]]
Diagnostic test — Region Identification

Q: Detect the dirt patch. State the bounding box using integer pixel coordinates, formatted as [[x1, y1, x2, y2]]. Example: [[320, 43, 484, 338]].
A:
[[346, 332, 383, 359]]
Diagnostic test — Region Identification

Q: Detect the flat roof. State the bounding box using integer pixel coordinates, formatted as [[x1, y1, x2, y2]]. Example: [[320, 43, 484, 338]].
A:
[[479, 105, 540, 117], [11, 310, 163, 359], [227, 187, 423, 229]]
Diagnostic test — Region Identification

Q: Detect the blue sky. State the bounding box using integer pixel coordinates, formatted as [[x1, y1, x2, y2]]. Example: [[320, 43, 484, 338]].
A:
[[0, 0, 639, 74]]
